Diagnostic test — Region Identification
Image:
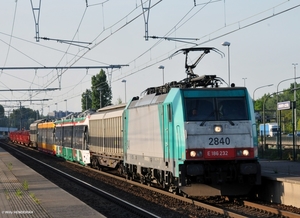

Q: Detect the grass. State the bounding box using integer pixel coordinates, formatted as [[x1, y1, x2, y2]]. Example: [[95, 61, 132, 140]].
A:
[[30, 193, 40, 204], [22, 180, 29, 191], [4, 180, 40, 204], [5, 190, 10, 200], [7, 163, 13, 170], [15, 188, 23, 198]]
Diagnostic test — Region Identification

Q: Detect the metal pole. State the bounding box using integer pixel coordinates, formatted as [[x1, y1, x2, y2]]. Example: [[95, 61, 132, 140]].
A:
[[227, 45, 230, 87], [64, 99, 67, 116], [222, 41, 231, 87], [253, 84, 273, 102], [262, 92, 278, 158], [85, 94, 88, 110], [242, 78, 247, 87], [292, 101, 296, 161], [100, 89, 102, 108], [162, 68, 164, 85], [55, 103, 58, 119], [277, 76, 300, 124], [19, 101, 22, 130], [158, 66, 165, 85], [122, 80, 127, 103], [279, 110, 282, 159], [263, 98, 266, 158], [292, 63, 298, 154], [125, 82, 127, 102]]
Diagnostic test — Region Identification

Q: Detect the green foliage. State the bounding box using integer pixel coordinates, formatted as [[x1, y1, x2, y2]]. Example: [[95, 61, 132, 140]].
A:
[[16, 188, 23, 197], [254, 82, 300, 134], [0, 104, 7, 127], [30, 193, 40, 204], [76, 69, 114, 111], [7, 163, 13, 171], [0, 106, 39, 129], [81, 89, 93, 111], [22, 180, 29, 191], [0, 105, 4, 118], [5, 190, 9, 200], [90, 69, 112, 109]]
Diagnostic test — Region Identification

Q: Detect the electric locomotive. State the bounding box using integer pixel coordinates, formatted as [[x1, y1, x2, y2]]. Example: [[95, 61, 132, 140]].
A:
[[122, 47, 261, 196]]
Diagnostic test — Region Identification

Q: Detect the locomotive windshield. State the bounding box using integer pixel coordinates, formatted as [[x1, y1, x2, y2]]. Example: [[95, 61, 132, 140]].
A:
[[185, 97, 248, 121]]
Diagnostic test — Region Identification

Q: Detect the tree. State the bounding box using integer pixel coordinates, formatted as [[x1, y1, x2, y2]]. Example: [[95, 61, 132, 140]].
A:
[[254, 82, 300, 134], [9, 107, 39, 130], [81, 89, 92, 111], [0, 104, 7, 127], [0, 105, 4, 118], [91, 69, 112, 109]]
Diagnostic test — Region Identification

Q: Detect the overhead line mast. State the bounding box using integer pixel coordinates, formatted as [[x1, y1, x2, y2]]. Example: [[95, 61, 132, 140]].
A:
[[141, 0, 151, 41], [30, 0, 41, 42]]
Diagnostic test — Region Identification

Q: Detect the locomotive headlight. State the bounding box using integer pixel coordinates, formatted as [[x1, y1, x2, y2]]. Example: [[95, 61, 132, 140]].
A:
[[214, 125, 222, 133], [237, 149, 250, 156], [190, 151, 197, 157], [242, 149, 249, 156], [189, 150, 203, 158]]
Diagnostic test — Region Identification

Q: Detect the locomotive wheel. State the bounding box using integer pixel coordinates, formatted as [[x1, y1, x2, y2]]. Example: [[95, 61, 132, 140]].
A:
[[91, 158, 99, 170], [126, 175, 133, 181], [117, 164, 125, 175]]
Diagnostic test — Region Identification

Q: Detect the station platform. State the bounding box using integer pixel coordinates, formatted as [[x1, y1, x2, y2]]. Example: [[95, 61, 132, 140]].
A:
[[0, 146, 105, 218], [258, 159, 300, 208]]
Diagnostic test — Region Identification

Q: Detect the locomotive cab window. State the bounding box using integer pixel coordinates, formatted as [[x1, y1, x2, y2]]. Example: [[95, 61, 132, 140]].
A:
[[185, 97, 248, 121], [217, 98, 248, 121], [186, 98, 215, 121]]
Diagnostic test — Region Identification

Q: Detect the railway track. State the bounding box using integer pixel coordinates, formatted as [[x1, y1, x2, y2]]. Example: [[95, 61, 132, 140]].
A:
[[2, 140, 300, 218], [0, 141, 159, 218]]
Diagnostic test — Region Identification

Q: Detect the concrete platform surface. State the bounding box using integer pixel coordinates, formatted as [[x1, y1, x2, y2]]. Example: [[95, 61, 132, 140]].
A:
[[0, 146, 105, 218], [260, 159, 300, 182], [259, 159, 300, 208]]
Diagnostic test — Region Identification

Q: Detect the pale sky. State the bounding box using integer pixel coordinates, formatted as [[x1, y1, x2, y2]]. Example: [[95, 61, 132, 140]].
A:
[[0, 0, 299, 115]]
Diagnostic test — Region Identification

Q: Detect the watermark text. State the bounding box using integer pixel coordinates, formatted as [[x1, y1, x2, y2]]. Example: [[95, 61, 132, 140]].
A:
[[2, 211, 33, 215]]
